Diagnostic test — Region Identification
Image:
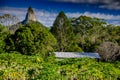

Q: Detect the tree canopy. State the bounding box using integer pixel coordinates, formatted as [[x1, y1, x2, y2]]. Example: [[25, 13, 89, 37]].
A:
[[71, 16, 112, 52], [6, 21, 57, 56], [51, 11, 83, 52]]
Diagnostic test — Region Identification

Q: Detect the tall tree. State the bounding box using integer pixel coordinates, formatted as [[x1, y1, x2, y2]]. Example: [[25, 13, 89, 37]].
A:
[[51, 11, 75, 52]]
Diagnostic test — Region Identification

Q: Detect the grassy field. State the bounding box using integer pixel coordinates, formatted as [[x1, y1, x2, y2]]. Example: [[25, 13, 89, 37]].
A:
[[0, 52, 120, 80]]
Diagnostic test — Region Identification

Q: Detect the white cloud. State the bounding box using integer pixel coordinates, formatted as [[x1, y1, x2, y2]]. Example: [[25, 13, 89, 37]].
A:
[[53, 0, 117, 4], [66, 11, 120, 26], [35, 9, 57, 27], [0, 7, 120, 27], [82, 12, 120, 20], [53, 0, 120, 10], [107, 20, 120, 26], [99, 2, 120, 10], [0, 7, 57, 27], [53, 0, 100, 3], [66, 12, 82, 18]]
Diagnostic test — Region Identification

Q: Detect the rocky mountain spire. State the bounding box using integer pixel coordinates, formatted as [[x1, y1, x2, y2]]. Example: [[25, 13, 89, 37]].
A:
[[25, 6, 36, 21], [21, 6, 36, 24]]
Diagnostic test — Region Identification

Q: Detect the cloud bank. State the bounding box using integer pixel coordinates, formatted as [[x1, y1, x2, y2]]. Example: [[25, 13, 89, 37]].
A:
[[0, 7, 120, 27], [53, 0, 120, 10]]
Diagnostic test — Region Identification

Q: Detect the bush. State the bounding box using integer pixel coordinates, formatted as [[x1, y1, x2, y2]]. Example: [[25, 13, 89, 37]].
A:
[[66, 43, 83, 52], [14, 27, 35, 55], [96, 42, 120, 61]]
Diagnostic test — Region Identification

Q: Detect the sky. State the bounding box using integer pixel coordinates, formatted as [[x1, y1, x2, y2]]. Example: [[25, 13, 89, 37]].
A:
[[0, 0, 120, 27]]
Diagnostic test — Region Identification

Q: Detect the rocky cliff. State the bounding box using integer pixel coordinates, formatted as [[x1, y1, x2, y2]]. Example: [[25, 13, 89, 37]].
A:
[[22, 6, 36, 24], [10, 7, 37, 33]]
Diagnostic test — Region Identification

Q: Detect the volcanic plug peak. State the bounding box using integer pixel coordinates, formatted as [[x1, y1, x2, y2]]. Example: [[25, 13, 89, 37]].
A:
[[22, 7, 36, 24]]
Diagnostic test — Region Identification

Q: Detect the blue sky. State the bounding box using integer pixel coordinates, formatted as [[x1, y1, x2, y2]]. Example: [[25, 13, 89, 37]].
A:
[[0, 0, 120, 27]]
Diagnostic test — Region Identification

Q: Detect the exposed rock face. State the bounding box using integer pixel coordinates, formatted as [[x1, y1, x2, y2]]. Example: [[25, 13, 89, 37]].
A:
[[22, 6, 36, 24], [9, 7, 37, 33]]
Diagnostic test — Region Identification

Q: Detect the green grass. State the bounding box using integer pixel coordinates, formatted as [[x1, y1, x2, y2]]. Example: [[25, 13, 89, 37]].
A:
[[0, 52, 120, 80]]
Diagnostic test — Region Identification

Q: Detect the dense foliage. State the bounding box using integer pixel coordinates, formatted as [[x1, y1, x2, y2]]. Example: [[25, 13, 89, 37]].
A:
[[0, 24, 9, 53], [70, 16, 120, 61], [71, 16, 108, 52], [51, 11, 83, 52], [6, 21, 57, 56], [0, 53, 120, 80]]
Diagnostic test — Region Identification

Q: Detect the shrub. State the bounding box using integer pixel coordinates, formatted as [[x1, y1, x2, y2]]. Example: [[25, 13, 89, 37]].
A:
[[96, 42, 120, 61]]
